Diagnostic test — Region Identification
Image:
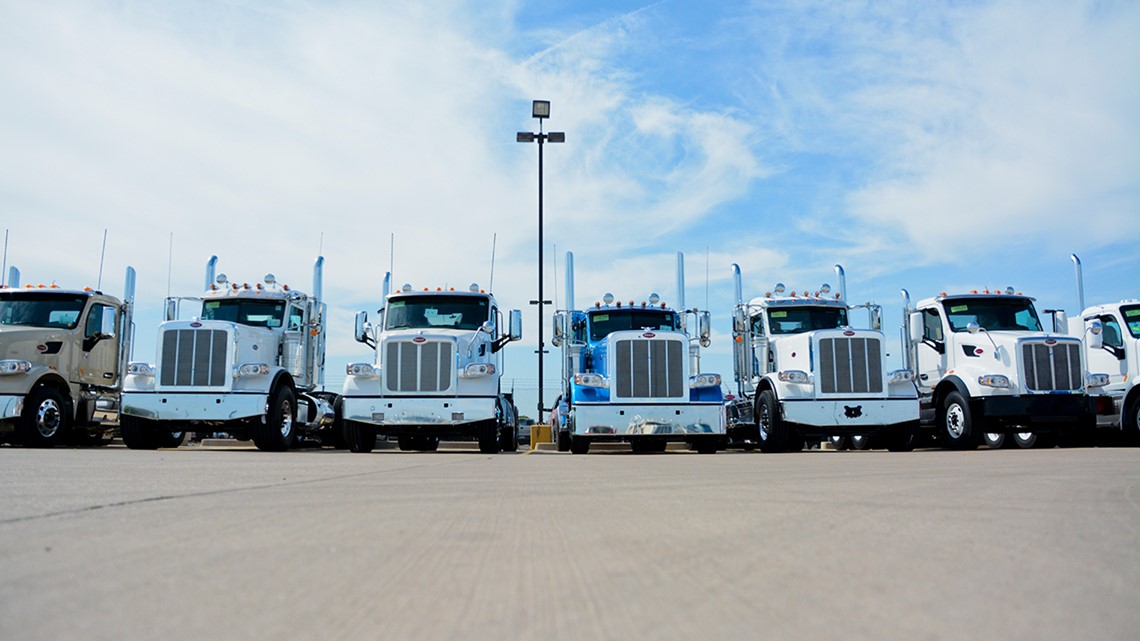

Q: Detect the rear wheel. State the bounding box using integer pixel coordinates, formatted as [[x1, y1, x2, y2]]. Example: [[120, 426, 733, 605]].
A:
[[849, 434, 871, 451], [346, 421, 376, 453], [478, 421, 500, 454], [983, 432, 1006, 449], [940, 391, 979, 450], [569, 434, 590, 455], [886, 422, 918, 452], [829, 435, 850, 451], [252, 386, 297, 452], [756, 390, 788, 453], [17, 386, 69, 448], [1012, 431, 1037, 448]]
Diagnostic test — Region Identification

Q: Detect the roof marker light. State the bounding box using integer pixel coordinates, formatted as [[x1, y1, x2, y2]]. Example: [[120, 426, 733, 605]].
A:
[[603, 293, 615, 305], [774, 283, 786, 295], [469, 283, 479, 292], [649, 293, 660, 305]]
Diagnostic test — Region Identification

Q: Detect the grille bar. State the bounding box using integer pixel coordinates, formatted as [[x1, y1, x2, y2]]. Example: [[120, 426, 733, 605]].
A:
[[1022, 342, 1081, 391], [385, 340, 454, 393], [613, 338, 685, 399], [159, 328, 228, 388], [819, 336, 883, 394]]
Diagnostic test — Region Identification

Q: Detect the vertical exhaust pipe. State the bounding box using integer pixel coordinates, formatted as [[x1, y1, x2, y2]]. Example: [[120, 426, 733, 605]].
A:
[[731, 264, 743, 305], [900, 289, 913, 372], [204, 255, 218, 290], [6, 266, 19, 288], [312, 256, 324, 301], [676, 252, 686, 310], [382, 272, 392, 303], [1070, 254, 1085, 313], [565, 251, 575, 311], [834, 264, 846, 302]]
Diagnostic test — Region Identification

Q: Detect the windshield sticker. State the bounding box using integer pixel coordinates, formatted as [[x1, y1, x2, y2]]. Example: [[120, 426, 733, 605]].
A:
[[770, 311, 787, 318], [949, 305, 969, 313], [1125, 308, 1140, 318], [593, 314, 608, 322]]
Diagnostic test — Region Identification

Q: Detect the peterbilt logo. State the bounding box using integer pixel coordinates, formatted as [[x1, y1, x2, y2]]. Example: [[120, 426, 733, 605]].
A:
[[1045, 338, 1057, 345], [844, 405, 863, 418], [413, 337, 426, 343], [37, 344, 47, 352], [190, 322, 202, 328], [643, 332, 656, 338], [843, 330, 855, 336]]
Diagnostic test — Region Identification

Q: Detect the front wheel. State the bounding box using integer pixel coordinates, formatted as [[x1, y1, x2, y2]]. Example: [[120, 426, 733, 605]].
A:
[[252, 386, 297, 452], [346, 421, 377, 453], [120, 415, 163, 450], [940, 391, 979, 450], [17, 386, 69, 448], [1124, 396, 1140, 446], [555, 428, 571, 452], [500, 423, 519, 453], [756, 390, 788, 453]]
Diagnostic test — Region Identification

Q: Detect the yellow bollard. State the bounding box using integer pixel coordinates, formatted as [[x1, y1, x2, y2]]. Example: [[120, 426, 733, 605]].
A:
[[530, 424, 552, 450]]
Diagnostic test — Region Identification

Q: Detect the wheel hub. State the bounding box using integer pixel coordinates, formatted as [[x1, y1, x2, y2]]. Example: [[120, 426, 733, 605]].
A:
[[35, 399, 62, 438], [946, 404, 966, 439], [279, 400, 293, 437]]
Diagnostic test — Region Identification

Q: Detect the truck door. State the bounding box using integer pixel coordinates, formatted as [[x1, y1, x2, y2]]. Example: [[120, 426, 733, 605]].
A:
[[915, 307, 946, 392], [1085, 314, 1128, 388], [79, 302, 120, 387]]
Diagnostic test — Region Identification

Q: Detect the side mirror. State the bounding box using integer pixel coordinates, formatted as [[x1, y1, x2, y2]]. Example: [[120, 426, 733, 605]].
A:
[[1053, 310, 1069, 334], [869, 306, 883, 332], [1086, 319, 1103, 350], [732, 308, 747, 333], [164, 299, 177, 322], [966, 321, 981, 334], [99, 310, 117, 338], [551, 312, 565, 347], [509, 310, 523, 342], [698, 311, 711, 347], [480, 320, 495, 335], [354, 311, 370, 344], [908, 312, 924, 343]]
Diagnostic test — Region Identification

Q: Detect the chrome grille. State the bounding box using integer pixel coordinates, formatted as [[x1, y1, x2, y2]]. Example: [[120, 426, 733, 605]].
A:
[[384, 340, 454, 393], [1022, 342, 1081, 391], [819, 336, 883, 394], [613, 338, 685, 399], [159, 328, 228, 388]]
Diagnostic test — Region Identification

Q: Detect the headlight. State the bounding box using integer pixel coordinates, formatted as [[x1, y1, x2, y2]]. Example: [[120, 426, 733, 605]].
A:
[[1086, 373, 1110, 388], [461, 363, 496, 377], [574, 373, 608, 388], [236, 363, 270, 377], [0, 359, 32, 375], [978, 374, 1011, 388], [127, 362, 154, 376], [888, 369, 915, 384], [777, 370, 810, 384], [347, 363, 377, 378], [690, 373, 722, 388]]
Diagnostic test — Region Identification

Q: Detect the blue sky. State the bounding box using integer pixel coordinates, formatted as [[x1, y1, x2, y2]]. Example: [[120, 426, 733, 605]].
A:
[[2, 0, 1138, 399]]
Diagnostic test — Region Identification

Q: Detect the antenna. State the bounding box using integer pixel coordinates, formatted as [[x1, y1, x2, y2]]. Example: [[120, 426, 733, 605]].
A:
[[553, 243, 559, 310], [166, 232, 174, 297], [97, 229, 108, 289], [705, 245, 710, 310], [389, 233, 395, 293], [1, 229, 8, 284], [489, 233, 497, 291]]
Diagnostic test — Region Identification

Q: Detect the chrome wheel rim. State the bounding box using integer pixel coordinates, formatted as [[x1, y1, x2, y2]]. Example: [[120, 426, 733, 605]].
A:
[[35, 398, 63, 438], [279, 399, 293, 438], [945, 403, 966, 439], [757, 402, 771, 441]]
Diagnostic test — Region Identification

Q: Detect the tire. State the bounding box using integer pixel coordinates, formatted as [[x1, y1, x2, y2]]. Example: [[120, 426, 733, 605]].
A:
[[886, 422, 918, 452], [849, 434, 871, 451], [17, 386, 69, 448], [632, 439, 666, 453], [120, 415, 163, 450], [756, 390, 788, 453], [398, 435, 417, 451], [940, 391, 979, 450], [252, 386, 297, 452], [556, 428, 571, 452], [569, 434, 590, 455], [1012, 431, 1037, 448], [1124, 396, 1140, 446], [478, 421, 500, 454], [160, 430, 186, 448], [346, 421, 376, 453], [983, 432, 1006, 449], [828, 435, 850, 451], [500, 423, 519, 453], [694, 439, 719, 454], [419, 436, 439, 452]]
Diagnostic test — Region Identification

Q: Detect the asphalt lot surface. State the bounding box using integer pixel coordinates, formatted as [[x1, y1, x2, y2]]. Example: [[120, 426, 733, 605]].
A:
[[1, 443, 1138, 641]]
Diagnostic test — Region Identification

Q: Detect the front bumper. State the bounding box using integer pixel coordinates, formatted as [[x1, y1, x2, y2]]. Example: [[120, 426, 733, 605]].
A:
[[342, 395, 497, 428], [0, 394, 24, 423], [781, 397, 919, 430], [120, 391, 268, 422], [569, 402, 726, 438], [974, 393, 1095, 430]]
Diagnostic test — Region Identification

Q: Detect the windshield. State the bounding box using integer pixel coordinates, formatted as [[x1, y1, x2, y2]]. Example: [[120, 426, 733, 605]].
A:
[[386, 296, 490, 331], [942, 298, 1042, 332], [201, 299, 287, 328], [0, 292, 89, 329], [1122, 305, 1140, 339], [765, 306, 848, 335], [588, 310, 677, 342]]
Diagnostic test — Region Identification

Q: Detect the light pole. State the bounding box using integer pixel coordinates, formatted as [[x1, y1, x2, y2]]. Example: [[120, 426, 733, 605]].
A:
[[517, 100, 564, 424]]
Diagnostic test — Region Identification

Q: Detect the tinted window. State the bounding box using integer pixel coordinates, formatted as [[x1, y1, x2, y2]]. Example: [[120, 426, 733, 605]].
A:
[[588, 310, 677, 341], [766, 306, 848, 335], [923, 308, 944, 341], [1122, 305, 1140, 339], [0, 292, 88, 329], [386, 296, 490, 331], [942, 298, 1042, 332]]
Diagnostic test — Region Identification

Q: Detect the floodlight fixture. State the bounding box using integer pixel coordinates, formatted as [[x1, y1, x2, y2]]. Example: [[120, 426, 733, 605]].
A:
[[532, 100, 551, 119]]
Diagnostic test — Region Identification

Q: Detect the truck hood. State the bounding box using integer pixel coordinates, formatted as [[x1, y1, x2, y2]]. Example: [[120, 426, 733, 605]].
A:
[[0, 326, 69, 361], [950, 330, 1079, 360]]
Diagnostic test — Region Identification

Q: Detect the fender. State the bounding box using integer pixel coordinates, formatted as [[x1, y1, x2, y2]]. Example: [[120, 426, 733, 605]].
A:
[[30, 372, 76, 419], [932, 375, 970, 407]]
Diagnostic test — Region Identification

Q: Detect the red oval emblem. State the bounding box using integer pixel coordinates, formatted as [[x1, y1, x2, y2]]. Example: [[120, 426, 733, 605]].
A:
[[643, 332, 656, 338], [37, 344, 48, 352], [1045, 338, 1057, 345], [413, 337, 426, 343], [190, 321, 202, 328], [975, 348, 984, 355], [844, 330, 855, 336]]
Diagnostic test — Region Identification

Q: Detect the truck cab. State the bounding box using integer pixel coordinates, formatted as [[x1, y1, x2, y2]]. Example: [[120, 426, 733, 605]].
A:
[[902, 288, 1105, 448], [121, 256, 336, 451], [550, 252, 726, 454], [0, 266, 135, 447], [728, 265, 919, 452], [341, 276, 523, 453]]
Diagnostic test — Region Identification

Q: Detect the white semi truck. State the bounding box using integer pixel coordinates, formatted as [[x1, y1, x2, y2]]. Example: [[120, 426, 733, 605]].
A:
[[1061, 254, 1138, 444], [726, 264, 919, 453], [901, 286, 1107, 449], [0, 266, 136, 447], [549, 252, 726, 454], [341, 274, 523, 453], [120, 256, 337, 451]]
